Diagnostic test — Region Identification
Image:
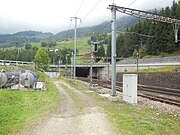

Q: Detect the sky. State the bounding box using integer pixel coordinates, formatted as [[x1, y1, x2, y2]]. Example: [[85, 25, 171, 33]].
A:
[[0, 0, 178, 34]]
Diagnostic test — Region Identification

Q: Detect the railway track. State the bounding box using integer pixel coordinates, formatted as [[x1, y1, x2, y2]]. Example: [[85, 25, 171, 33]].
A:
[[77, 77, 180, 106]]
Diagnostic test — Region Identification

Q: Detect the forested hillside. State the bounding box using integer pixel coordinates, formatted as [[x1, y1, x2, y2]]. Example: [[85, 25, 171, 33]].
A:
[[0, 31, 53, 48], [53, 16, 140, 40], [0, 16, 139, 48], [106, 0, 180, 58]]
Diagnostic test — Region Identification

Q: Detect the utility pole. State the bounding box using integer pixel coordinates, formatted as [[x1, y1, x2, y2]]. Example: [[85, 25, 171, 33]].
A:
[[136, 45, 139, 76], [175, 24, 179, 43], [90, 42, 93, 88], [58, 59, 60, 72], [71, 17, 81, 81], [111, 2, 116, 96]]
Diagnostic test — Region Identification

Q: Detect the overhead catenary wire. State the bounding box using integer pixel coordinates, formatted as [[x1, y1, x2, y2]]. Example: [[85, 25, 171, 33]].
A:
[[74, 0, 102, 44], [97, 0, 138, 34], [117, 0, 137, 18], [74, 0, 138, 56], [62, 0, 86, 40], [74, 0, 87, 16], [78, 0, 103, 28], [66, 0, 137, 40]]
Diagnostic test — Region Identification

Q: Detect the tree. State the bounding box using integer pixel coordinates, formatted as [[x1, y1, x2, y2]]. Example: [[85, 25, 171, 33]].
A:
[[106, 36, 111, 57], [32, 46, 39, 52], [25, 43, 32, 50], [47, 41, 56, 47], [96, 45, 105, 57], [41, 41, 47, 47], [34, 48, 49, 70]]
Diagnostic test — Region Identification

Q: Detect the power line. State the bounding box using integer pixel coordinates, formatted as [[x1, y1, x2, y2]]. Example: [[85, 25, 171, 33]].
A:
[[74, 0, 87, 16], [63, 0, 86, 40], [128, 0, 137, 7], [98, 0, 138, 34], [117, 0, 137, 18], [116, 31, 154, 38], [75, 0, 102, 42], [78, 0, 102, 28]]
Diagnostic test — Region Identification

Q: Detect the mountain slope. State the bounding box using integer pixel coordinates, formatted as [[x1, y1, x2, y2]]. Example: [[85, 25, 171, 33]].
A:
[[0, 31, 53, 47], [53, 16, 140, 40], [0, 16, 139, 47]]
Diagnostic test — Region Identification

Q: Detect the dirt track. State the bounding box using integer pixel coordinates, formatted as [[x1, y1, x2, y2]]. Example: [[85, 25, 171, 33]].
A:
[[28, 80, 113, 135]]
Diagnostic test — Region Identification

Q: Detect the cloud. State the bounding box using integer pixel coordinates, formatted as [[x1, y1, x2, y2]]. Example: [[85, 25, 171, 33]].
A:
[[0, 0, 178, 34]]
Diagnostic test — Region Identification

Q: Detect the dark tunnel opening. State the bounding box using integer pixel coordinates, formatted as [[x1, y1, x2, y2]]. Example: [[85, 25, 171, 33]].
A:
[[76, 67, 98, 78], [76, 67, 89, 77]]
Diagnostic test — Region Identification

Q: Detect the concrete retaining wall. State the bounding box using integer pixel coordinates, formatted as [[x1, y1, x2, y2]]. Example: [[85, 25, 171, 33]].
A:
[[116, 72, 180, 89]]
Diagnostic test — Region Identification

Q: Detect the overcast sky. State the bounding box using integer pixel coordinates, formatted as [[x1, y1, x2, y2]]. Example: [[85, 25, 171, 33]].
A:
[[0, 0, 178, 34]]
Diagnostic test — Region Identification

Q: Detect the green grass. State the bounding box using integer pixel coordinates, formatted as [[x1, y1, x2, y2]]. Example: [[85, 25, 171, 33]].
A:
[[31, 38, 90, 56], [138, 66, 180, 73], [142, 49, 180, 58], [119, 66, 180, 73], [63, 78, 180, 135], [100, 99, 180, 135], [169, 49, 180, 56], [31, 37, 90, 64], [31, 42, 41, 47], [0, 66, 17, 70], [0, 77, 59, 134], [0, 65, 35, 71], [56, 37, 90, 55]]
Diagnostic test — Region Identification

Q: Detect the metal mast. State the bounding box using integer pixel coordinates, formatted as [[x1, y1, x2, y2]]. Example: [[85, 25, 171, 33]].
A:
[[71, 17, 81, 81], [111, 3, 116, 96], [108, 5, 180, 43]]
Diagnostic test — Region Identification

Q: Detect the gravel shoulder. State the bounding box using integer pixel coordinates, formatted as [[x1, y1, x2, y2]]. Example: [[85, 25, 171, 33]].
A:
[[28, 80, 113, 135]]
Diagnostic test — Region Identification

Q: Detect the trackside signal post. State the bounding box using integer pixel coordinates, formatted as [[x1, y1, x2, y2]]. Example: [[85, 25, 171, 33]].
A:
[[89, 42, 98, 89]]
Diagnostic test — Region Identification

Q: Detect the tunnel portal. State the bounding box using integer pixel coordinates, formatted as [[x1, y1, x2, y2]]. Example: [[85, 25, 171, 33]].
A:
[[76, 67, 98, 78]]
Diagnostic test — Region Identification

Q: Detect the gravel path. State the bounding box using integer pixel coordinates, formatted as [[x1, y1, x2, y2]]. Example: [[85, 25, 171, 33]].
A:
[[29, 80, 113, 135]]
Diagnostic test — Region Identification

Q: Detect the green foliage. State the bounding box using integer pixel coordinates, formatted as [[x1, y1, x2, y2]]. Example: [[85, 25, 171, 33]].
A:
[[48, 48, 73, 65], [41, 41, 56, 48], [34, 48, 49, 70], [106, 1, 180, 58], [96, 45, 105, 57], [47, 41, 56, 47], [32, 46, 39, 52], [41, 41, 47, 47], [0, 47, 38, 62], [90, 32, 108, 43], [25, 44, 32, 50]]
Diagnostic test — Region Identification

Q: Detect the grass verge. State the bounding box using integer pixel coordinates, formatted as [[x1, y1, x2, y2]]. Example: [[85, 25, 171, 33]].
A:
[[138, 66, 180, 73], [121, 66, 180, 73], [0, 78, 59, 134], [63, 78, 180, 135]]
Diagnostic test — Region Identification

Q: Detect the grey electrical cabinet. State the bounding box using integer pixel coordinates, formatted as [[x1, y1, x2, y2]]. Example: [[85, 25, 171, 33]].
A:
[[123, 74, 137, 104]]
